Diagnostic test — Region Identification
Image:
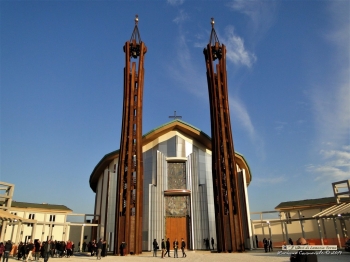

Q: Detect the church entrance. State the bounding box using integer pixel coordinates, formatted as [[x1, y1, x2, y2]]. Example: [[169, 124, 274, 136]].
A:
[[165, 162, 191, 249], [165, 196, 190, 250], [165, 216, 189, 249]]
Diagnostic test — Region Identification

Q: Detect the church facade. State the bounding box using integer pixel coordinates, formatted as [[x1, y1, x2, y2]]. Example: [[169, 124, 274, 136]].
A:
[[89, 119, 252, 252]]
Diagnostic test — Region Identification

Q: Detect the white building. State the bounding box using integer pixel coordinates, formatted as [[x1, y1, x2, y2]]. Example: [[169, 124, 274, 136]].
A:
[[0, 181, 95, 250], [251, 180, 350, 248], [5, 201, 72, 243]]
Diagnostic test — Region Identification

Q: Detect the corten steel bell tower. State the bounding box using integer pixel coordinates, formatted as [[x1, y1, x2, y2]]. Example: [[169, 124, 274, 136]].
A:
[[203, 18, 245, 252], [115, 15, 147, 255]]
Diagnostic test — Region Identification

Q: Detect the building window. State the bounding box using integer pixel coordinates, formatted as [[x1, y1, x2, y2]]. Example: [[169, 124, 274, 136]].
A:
[[27, 214, 35, 227], [50, 215, 56, 227]]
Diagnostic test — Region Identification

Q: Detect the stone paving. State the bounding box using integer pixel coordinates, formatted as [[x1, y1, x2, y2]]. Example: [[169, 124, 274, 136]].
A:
[[7, 249, 350, 262]]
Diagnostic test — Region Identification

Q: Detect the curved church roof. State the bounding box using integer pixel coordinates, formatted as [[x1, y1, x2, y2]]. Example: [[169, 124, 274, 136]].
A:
[[89, 119, 252, 192]]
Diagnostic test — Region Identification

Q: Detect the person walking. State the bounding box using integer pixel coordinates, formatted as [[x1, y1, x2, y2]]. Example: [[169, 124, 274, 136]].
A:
[[263, 238, 268, 253], [161, 239, 166, 258], [66, 240, 72, 257], [152, 239, 158, 257], [173, 239, 178, 258], [26, 241, 34, 262], [92, 240, 97, 256], [268, 238, 273, 252], [43, 240, 51, 262], [164, 238, 170, 257], [0, 242, 4, 260], [181, 238, 187, 258], [17, 242, 24, 260], [211, 237, 214, 250], [2, 240, 12, 262], [96, 238, 103, 260], [34, 240, 41, 261]]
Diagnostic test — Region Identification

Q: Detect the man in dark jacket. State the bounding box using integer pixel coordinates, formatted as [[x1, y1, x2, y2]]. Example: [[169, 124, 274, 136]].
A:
[[164, 238, 170, 257], [96, 239, 103, 260], [161, 239, 166, 258], [3, 240, 12, 262], [43, 240, 51, 262], [181, 238, 187, 258], [263, 238, 268, 252], [50, 240, 55, 258], [268, 238, 273, 252], [34, 240, 41, 260]]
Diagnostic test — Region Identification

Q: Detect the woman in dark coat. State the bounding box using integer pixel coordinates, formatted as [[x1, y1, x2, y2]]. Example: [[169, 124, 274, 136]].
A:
[[17, 242, 24, 260]]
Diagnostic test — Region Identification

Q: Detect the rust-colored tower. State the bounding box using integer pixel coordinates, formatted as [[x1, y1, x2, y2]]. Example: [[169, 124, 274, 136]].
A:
[[114, 15, 147, 255], [203, 18, 245, 252]]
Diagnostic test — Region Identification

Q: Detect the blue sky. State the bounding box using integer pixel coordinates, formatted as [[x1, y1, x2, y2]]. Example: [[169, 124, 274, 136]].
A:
[[1, 0, 349, 215]]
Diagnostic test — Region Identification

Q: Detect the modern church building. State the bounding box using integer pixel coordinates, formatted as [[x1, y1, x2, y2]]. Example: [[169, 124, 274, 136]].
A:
[[89, 119, 253, 252]]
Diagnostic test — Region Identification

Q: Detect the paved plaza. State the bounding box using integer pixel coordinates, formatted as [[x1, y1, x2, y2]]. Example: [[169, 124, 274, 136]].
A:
[[6, 249, 350, 262]]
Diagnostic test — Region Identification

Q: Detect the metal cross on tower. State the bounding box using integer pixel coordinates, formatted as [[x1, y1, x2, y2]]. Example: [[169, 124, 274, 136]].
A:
[[203, 18, 247, 252], [169, 111, 182, 119], [115, 15, 147, 255]]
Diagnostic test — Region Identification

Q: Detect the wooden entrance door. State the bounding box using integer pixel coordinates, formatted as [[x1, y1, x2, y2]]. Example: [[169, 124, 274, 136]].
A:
[[165, 216, 189, 249]]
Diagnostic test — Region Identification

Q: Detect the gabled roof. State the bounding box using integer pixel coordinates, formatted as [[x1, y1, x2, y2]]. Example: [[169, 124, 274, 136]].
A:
[[89, 119, 252, 192], [10, 201, 72, 212], [143, 119, 212, 150], [275, 197, 337, 211]]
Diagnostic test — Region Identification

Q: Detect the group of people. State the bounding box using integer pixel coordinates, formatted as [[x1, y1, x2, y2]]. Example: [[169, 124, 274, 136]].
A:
[[262, 238, 273, 252], [153, 238, 187, 258], [86, 239, 108, 259], [0, 239, 70, 262], [16, 239, 75, 261], [0, 238, 108, 261], [203, 238, 215, 250], [256, 235, 317, 262], [0, 240, 13, 262]]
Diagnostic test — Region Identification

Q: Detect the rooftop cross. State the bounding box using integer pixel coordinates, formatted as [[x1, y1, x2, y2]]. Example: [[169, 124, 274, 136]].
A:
[[169, 111, 182, 120]]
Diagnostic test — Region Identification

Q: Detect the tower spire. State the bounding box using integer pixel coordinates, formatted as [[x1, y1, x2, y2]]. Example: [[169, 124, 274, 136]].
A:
[[208, 17, 220, 46], [115, 15, 147, 256], [203, 17, 246, 252], [130, 14, 142, 44], [208, 18, 222, 60]]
